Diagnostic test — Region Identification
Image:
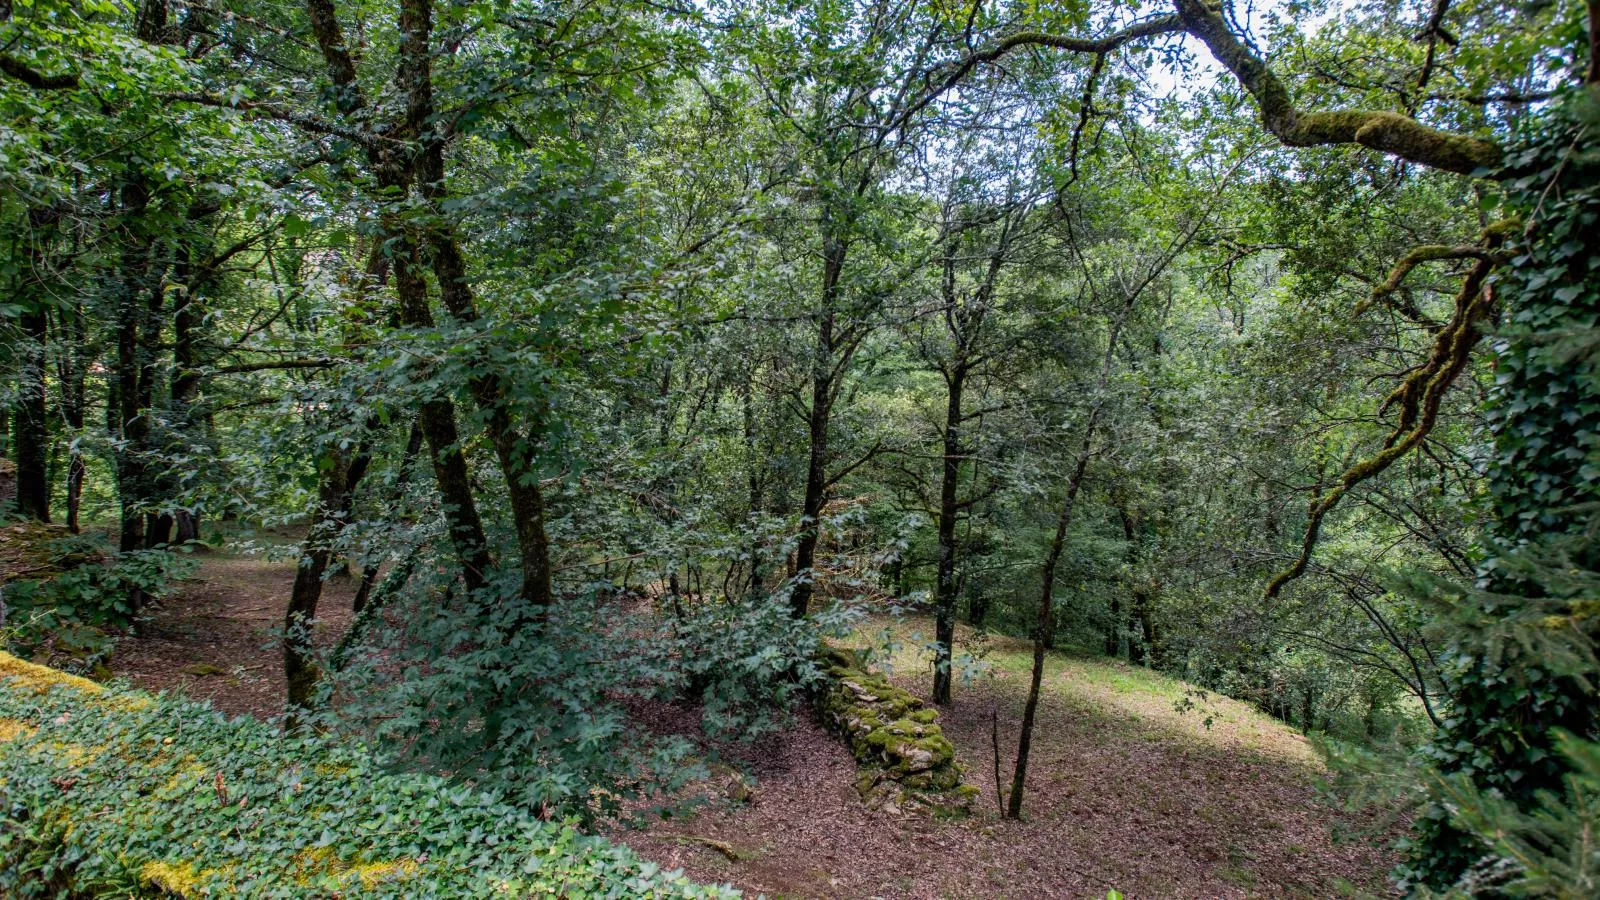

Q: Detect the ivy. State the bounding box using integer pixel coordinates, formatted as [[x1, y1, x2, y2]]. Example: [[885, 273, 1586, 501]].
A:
[[0, 652, 736, 898], [1402, 86, 1600, 893]]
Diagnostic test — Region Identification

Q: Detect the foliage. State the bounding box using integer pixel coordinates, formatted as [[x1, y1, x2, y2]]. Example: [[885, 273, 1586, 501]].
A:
[[1403, 86, 1600, 891], [1434, 731, 1600, 899], [0, 651, 734, 898], [1, 537, 194, 662], [327, 564, 854, 822], [1, 0, 1594, 890]]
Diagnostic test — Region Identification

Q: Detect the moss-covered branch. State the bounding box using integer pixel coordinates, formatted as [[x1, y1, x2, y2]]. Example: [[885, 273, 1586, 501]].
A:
[[1263, 231, 1506, 599], [0, 53, 78, 89], [1172, 0, 1503, 175]]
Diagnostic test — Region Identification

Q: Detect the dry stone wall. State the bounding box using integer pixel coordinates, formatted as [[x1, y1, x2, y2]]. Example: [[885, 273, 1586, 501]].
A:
[[816, 647, 977, 816]]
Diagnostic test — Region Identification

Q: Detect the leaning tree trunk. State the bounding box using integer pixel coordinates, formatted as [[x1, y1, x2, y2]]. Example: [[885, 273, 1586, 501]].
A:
[[283, 452, 350, 722], [388, 239, 494, 595], [427, 221, 553, 611], [284, 438, 374, 722], [1008, 274, 1137, 818], [1007, 420, 1095, 819]]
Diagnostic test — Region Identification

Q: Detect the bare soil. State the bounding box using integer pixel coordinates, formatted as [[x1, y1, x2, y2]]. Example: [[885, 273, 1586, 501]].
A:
[[111, 553, 358, 720]]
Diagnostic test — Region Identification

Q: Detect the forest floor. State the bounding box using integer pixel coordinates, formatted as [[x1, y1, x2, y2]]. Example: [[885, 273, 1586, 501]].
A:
[[106, 550, 1399, 899]]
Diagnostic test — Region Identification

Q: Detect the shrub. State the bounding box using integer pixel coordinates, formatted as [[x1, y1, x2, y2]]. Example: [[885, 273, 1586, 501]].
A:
[[1, 534, 195, 664], [0, 652, 737, 898], [330, 569, 856, 823]]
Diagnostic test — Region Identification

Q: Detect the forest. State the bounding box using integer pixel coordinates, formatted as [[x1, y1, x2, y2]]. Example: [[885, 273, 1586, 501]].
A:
[[0, 0, 1596, 895]]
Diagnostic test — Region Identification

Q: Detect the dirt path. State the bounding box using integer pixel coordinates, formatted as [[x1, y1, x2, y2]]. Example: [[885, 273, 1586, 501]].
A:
[[110, 553, 357, 719], [108, 559, 1397, 897]]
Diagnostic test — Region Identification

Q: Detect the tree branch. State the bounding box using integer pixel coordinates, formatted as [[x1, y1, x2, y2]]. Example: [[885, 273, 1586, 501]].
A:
[[211, 358, 337, 374], [1263, 229, 1506, 599], [894, 14, 1186, 135], [162, 92, 378, 148], [0, 53, 78, 89], [1173, 0, 1502, 174]]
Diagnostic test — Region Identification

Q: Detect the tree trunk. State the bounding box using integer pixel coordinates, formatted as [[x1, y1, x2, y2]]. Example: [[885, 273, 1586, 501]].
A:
[[1105, 595, 1121, 658], [111, 176, 157, 615], [170, 248, 203, 544], [13, 305, 50, 521], [790, 358, 832, 617], [742, 371, 765, 593], [407, 0, 551, 610], [58, 299, 88, 534], [427, 221, 553, 611], [389, 242, 493, 593], [1007, 429, 1094, 819], [932, 365, 965, 705], [966, 592, 988, 628], [354, 421, 424, 613], [284, 450, 351, 723], [791, 230, 851, 618], [145, 512, 172, 549], [1131, 588, 1159, 665]]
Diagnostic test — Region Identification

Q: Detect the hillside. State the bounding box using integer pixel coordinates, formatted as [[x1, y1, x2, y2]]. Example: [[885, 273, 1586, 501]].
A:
[[107, 558, 1396, 898]]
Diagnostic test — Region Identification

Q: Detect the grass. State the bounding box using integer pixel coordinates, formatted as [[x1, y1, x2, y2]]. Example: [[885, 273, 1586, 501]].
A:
[[844, 612, 1322, 769]]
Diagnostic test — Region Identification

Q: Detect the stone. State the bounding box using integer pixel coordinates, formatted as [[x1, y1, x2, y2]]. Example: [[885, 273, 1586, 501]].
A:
[[812, 645, 975, 819]]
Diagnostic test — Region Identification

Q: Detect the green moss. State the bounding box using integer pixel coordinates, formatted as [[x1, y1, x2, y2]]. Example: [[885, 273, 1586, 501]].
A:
[[814, 648, 973, 816]]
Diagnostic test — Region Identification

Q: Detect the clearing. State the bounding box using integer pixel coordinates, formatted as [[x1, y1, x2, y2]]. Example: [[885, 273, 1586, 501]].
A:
[[108, 552, 1397, 898]]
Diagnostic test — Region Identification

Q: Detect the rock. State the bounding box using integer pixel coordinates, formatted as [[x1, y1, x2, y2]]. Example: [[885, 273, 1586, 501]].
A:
[[897, 744, 935, 773]]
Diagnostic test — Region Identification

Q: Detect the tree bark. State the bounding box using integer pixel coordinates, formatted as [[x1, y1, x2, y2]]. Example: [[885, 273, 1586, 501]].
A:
[[284, 450, 352, 721], [404, 0, 551, 612], [932, 364, 965, 705], [790, 344, 833, 617], [111, 176, 158, 607], [13, 304, 50, 521], [427, 227, 553, 610], [791, 237, 849, 619], [170, 245, 203, 544], [57, 297, 88, 534]]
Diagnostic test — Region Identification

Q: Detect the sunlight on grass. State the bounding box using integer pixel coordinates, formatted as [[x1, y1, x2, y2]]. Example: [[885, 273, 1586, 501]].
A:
[[843, 614, 1321, 768]]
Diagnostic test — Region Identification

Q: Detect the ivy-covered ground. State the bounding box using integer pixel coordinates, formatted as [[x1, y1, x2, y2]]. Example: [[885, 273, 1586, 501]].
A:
[[101, 553, 1399, 898], [0, 646, 732, 898]]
